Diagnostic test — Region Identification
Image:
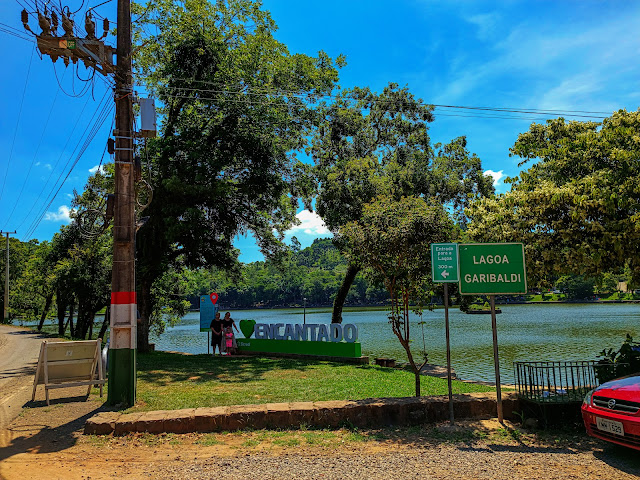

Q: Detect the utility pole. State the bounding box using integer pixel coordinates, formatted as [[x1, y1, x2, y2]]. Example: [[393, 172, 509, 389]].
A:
[[22, 1, 137, 406], [1, 231, 16, 323], [107, 0, 137, 406]]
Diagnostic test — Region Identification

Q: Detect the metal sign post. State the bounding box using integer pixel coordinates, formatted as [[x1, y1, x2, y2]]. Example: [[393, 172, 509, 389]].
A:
[[458, 243, 527, 424], [431, 243, 459, 423]]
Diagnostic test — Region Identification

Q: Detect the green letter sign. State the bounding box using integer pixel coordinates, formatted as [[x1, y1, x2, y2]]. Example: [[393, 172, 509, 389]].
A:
[[458, 243, 527, 295], [431, 243, 459, 283]]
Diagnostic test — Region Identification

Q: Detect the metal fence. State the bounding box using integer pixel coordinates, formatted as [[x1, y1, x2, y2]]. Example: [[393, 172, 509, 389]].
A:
[[514, 361, 600, 404]]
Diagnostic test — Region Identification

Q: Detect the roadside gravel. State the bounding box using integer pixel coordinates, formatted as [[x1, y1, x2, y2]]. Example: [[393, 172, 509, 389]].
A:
[[142, 442, 640, 480]]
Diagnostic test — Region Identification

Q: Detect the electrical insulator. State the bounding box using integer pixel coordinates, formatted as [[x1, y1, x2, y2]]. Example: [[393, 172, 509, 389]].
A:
[[51, 12, 59, 34], [62, 12, 74, 37], [101, 18, 110, 39], [85, 12, 96, 39]]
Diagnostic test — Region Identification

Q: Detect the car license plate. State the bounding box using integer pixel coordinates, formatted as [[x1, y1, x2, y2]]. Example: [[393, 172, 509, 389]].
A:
[[596, 417, 624, 436]]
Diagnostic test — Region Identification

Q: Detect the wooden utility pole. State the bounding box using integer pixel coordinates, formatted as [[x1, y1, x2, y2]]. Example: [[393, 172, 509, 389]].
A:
[[21, 0, 137, 406], [1, 231, 16, 322], [107, 0, 137, 406]]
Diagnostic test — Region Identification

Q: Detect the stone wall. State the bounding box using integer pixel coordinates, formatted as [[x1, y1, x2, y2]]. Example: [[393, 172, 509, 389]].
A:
[[85, 393, 520, 435]]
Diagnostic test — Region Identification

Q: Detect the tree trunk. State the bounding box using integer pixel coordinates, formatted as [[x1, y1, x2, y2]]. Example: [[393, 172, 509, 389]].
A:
[[88, 312, 94, 340], [57, 300, 67, 337], [37, 292, 54, 331], [67, 304, 75, 338], [98, 305, 110, 341], [331, 264, 361, 324], [137, 279, 152, 352]]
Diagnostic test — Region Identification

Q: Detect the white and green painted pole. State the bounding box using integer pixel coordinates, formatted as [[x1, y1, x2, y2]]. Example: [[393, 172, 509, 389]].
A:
[[108, 0, 136, 406]]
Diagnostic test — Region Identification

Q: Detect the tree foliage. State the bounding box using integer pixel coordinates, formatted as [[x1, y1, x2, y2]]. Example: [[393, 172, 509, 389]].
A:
[[467, 109, 640, 286], [310, 84, 494, 322], [339, 196, 455, 396], [131, 0, 344, 350]]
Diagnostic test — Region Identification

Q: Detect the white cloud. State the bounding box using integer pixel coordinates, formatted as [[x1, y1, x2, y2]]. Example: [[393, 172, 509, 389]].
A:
[[484, 169, 504, 187], [35, 162, 52, 170], [287, 210, 330, 236], [89, 165, 105, 174], [44, 205, 73, 223]]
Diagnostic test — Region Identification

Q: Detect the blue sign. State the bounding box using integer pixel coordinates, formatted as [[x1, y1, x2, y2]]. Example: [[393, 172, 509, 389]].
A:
[[199, 294, 219, 332]]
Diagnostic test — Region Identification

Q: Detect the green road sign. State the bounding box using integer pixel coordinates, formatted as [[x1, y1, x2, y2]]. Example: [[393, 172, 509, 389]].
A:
[[459, 243, 527, 295], [431, 243, 459, 283]]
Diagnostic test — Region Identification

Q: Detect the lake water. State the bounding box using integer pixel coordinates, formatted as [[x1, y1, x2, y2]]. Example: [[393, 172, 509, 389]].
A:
[[151, 304, 640, 384]]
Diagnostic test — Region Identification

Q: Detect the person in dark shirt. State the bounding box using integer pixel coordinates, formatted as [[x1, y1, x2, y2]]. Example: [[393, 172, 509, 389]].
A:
[[209, 311, 223, 355]]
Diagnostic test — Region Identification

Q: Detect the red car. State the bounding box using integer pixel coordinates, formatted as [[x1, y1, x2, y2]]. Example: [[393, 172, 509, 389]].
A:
[[582, 375, 640, 450]]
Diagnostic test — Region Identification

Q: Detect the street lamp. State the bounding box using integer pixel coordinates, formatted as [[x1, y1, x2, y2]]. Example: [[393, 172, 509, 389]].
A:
[[303, 297, 307, 324]]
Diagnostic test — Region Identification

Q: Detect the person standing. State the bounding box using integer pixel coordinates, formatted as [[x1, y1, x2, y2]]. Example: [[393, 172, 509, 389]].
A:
[[221, 312, 239, 354], [210, 311, 223, 355]]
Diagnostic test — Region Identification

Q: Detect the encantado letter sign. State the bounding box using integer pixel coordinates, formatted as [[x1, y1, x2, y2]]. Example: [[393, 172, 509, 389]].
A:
[[237, 321, 361, 358]]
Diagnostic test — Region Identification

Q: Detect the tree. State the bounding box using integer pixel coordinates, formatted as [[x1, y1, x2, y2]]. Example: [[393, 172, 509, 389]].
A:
[[12, 241, 55, 329], [339, 196, 455, 396], [555, 275, 595, 300], [132, 0, 343, 350], [310, 84, 494, 323], [467, 109, 640, 286]]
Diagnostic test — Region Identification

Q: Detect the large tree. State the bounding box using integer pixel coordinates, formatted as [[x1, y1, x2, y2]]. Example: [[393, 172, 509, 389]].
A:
[[132, 0, 343, 350], [340, 196, 455, 396], [310, 84, 494, 322], [467, 109, 640, 286]]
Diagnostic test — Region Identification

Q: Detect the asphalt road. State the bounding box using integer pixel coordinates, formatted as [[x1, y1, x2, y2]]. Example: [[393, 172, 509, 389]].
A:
[[0, 325, 48, 446]]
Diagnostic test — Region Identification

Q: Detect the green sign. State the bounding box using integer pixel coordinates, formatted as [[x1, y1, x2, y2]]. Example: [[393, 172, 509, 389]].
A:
[[237, 338, 361, 358], [67, 39, 77, 49], [431, 243, 459, 283], [458, 243, 527, 295]]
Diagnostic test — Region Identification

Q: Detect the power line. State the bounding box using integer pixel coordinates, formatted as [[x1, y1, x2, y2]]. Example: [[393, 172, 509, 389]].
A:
[[19, 90, 112, 239], [24, 102, 113, 240], [22, 95, 112, 239], [150, 77, 612, 118], [16, 92, 93, 234], [0, 46, 34, 208], [155, 90, 605, 125], [2, 80, 62, 229]]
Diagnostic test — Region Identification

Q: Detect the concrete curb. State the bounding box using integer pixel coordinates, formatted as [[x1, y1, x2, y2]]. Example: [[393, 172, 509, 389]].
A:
[[84, 393, 520, 435]]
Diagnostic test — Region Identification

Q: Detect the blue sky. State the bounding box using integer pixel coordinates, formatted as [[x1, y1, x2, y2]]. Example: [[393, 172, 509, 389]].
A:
[[1, 0, 639, 262]]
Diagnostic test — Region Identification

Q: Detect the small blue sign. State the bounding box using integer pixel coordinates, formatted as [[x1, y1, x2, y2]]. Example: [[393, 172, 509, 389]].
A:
[[199, 295, 218, 332]]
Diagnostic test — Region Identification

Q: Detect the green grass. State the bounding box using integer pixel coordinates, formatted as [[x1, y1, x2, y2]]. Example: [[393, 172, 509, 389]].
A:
[[129, 352, 493, 412]]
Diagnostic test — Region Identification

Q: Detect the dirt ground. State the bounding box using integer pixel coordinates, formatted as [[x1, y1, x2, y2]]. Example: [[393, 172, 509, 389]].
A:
[[1, 325, 639, 479], [1, 390, 639, 480]]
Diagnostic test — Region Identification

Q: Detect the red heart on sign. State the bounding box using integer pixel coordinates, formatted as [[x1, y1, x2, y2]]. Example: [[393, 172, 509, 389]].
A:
[[209, 292, 219, 305]]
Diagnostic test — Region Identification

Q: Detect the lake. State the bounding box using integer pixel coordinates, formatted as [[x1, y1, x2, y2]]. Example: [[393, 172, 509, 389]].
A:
[[151, 303, 640, 384]]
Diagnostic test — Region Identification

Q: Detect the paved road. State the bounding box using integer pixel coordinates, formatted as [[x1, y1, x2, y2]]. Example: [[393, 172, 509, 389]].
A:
[[0, 325, 48, 446]]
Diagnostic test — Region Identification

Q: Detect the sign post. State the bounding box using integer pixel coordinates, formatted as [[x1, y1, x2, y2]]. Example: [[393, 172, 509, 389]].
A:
[[458, 243, 527, 423], [431, 243, 459, 424], [200, 293, 219, 354]]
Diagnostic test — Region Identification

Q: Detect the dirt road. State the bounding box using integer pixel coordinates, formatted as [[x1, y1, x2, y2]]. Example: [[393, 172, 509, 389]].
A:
[[0, 325, 51, 446]]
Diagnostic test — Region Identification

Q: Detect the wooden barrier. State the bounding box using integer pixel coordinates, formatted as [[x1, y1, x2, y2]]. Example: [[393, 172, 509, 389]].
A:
[[32, 339, 105, 406]]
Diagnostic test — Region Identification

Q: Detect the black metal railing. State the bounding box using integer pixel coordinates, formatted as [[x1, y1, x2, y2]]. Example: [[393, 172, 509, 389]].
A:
[[514, 361, 601, 403]]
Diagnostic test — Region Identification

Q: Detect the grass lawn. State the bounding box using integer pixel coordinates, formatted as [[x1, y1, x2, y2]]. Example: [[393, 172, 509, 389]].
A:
[[130, 352, 494, 412]]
